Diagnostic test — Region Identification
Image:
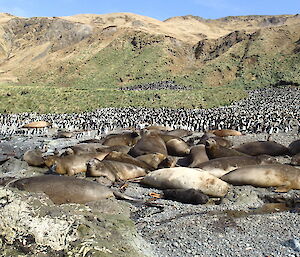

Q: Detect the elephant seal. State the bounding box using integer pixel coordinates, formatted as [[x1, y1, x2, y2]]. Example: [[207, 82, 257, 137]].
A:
[[103, 151, 152, 170], [221, 164, 300, 192], [9, 175, 140, 204], [291, 153, 300, 166], [102, 132, 140, 147], [198, 133, 232, 148], [233, 141, 289, 156], [56, 131, 74, 138], [23, 149, 45, 167], [146, 125, 171, 131], [136, 153, 166, 170], [209, 129, 242, 137], [22, 121, 50, 128], [162, 188, 209, 205], [141, 167, 229, 197], [177, 145, 208, 167], [196, 155, 278, 178], [45, 152, 109, 176], [129, 133, 168, 157], [166, 138, 190, 157], [289, 139, 300, 155], [70, 144, 130, 155], [86, 159, 147, 182], [205, 138, 248, 159], [163, 129, 193, 138]]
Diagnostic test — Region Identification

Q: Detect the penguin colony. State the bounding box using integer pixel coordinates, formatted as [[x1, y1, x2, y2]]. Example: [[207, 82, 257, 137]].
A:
[[0, 86, 299, 138]]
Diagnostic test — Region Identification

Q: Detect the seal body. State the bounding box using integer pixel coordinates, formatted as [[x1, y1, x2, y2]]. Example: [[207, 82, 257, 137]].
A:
[[86, 159, 147, 181], [163, 188, 209, 204], [166, 138, 190, 157], [102, 132, 140, 147], [233, 141, 289, 156], [22, 121, 50, 128], [129, 133, 168, 157], [209, 129, 242, 137], [221, 164, 300, 191], [23, 149, 45, 167], [196, 155, 277, 178], [136, 153, 166, 170], [142, 167, 229, 197], [163, 129, 193, 138], [205, 138, 248, 159], [188, 145, 209, 167], [198, 133, 232, 148], [289, 140, 300, 155], [10, 175, 115, 204]]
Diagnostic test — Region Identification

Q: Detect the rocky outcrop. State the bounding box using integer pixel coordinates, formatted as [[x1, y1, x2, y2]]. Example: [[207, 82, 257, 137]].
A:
[[0, 186, 154, 256]]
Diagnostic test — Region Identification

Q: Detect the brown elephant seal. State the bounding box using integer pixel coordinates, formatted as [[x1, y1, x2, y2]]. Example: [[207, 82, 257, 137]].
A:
[[103, 151, 152, 170], [162, 188, 209, 205], [141, 167, 229, 197], [291, 153, 300, 166], [45, 152, 109, 176], [163, 129, 193, 138], [289, 139, 300, 155], [209, 129, 242, 137], [9, 175, 140, 204], [166, 138, 190, 157], [233, 141, 289, 156], [23, 149, 45, 167], [129, 133, 168, 157], [102, 131, 140, 147], [70, 144, 130, 155], [86, 159, 147, 182], [158, 156, 178, 169], [205, 138, 248, 159], [188, 145, 209, 167], [22, 121, 50, 128], [136, 153, 166, 170], [221, 164, 300, 192], [198, 133, 232, 148], [196, 155, 278, 178]]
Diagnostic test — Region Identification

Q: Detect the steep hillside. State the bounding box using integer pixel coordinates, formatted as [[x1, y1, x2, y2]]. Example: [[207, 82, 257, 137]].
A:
[[0, 12, 299, 112]]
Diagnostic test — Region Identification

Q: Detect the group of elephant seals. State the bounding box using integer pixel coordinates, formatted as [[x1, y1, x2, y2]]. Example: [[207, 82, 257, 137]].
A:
[[86, 159, 147, 182], [221, 164, 300, 192], [7, 175, 141, 204], [233, 141, 289, 156], [142, 167, 229, 197], [195, 155, 278, 178]]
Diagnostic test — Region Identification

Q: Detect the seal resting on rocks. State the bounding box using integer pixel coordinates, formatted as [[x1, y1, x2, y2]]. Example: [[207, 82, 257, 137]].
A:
[[23, 149, 45, 167], [291, 153, 300, 166], [209, 129, 242, 137], [288, 139, 300, 155], [45, 152, 109, 176], [162, 188, 209, 205], [136, 153, 167, 170], [198, 132, 232, 148], [8, 175, 141, 204], [162, 129, 193, 138], [221, 164, 300, 192], [166, 138, 190, 157], [141, 167, 229, 197], [86, 159, 147, 182], [102, 131, 140, 147], [205, 138, 248, 159], [233, 141, 289, 156], [195, 155, 278, 178], [129, 133, 168, 157]]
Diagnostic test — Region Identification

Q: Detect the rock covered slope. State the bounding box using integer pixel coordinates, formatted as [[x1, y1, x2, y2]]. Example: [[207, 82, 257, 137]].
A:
[[0, 12, 300, 89]]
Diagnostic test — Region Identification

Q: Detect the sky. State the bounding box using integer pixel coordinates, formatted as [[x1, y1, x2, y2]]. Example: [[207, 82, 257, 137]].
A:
[[0, 0, 299, 20]]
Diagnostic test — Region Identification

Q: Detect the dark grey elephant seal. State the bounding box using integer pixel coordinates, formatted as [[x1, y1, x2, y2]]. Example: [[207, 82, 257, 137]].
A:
[[86, 159, 147, 182], [289, 139, 300, 156], [205, 138, 248, 159], [163, 188, 209, 205], [9, 175, 140, 204], [196, 155, 277, 177], [233, 141, 289, 156], [221, 164, 300, 192], [23, 149, 45, 167], [129, 133, 168, 157]]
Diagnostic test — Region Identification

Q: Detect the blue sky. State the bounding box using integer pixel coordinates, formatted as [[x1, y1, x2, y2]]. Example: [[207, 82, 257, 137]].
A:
[[0, 0, 299, 20]]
